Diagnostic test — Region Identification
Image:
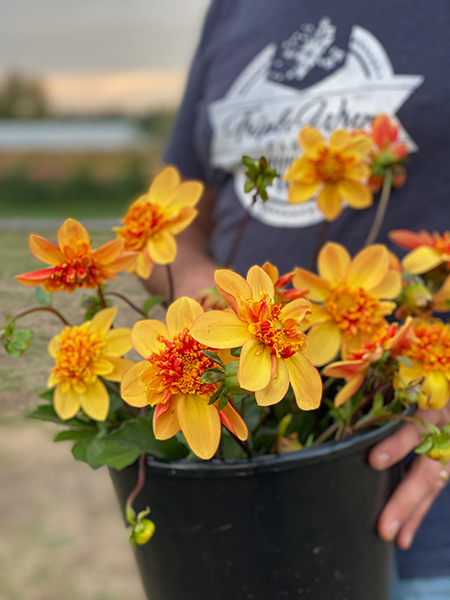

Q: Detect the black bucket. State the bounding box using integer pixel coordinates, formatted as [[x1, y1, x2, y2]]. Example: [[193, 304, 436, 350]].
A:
[[110, 420, 403, 600]]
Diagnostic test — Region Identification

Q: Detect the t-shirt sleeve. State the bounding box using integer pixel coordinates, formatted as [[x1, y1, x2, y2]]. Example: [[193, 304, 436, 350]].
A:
[[163, 0, 221, 180]]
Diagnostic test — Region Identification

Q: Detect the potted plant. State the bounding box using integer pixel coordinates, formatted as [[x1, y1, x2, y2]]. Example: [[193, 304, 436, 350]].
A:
[[3, 115, 450, 600]]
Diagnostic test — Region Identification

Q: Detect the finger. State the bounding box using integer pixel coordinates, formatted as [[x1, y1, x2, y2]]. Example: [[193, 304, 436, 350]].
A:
[[377, 456, 449, 543], [395, 492, 437, 550], [369, 409, 442, 470]]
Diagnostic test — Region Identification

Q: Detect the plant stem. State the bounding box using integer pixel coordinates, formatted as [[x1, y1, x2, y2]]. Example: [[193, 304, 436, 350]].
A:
[[166, 265, 175, 305], [229, 431, 253, 458], [364, 167, 393, 247], [104, 291, 146, 318], [352, 412, 425, 433], [309, 220, 329, 271], [226, 191, 258, 266], [11, 306, 71, 327], [125, 452, 147, 514], [97, 285, 107, 308], [312, 421, 339, 446]]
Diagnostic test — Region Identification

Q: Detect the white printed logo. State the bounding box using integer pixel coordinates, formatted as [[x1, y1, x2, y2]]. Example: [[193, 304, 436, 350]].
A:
[[208, 21, 424, 228]]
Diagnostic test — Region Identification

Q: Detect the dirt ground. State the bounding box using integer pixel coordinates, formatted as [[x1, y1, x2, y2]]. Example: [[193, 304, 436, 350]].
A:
[[0, 228, 168, 600]]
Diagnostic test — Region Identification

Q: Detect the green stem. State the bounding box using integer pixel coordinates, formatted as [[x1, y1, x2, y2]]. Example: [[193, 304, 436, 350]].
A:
[[97, 285, 107, 309], [312, 421, 339, 446], [352, 412, 429, 433], [11, 306, 70, 327], [125, 452, 147, 514], [364, 167, 393, 247]]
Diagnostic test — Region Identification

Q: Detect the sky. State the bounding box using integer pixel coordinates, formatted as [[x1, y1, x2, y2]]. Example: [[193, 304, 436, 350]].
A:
[[0, 0, 211, 112]]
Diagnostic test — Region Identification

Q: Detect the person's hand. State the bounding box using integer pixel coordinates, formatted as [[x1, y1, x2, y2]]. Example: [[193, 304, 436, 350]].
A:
[[369, 404, 450, 550]]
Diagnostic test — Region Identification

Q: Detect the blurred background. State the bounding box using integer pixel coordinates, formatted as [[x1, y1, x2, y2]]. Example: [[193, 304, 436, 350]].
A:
[[0, 2, 209, 598]]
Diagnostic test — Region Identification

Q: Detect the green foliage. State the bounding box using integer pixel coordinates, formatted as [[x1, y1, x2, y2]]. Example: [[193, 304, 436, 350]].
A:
[[34, 286, 52, 307], [242, 156, 279, 203], [142, 295, 165, 317], [82, 290, 112, 321], [1, 317, 33, 358]]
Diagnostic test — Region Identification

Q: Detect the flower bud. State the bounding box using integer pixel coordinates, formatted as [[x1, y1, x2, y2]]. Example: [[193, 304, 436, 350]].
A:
[[132, 519, 156, 545], [223, 361, 247, 395]]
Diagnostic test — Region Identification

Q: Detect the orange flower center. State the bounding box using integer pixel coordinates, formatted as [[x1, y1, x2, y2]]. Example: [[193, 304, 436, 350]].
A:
[[432, 232, 450, 257], [407, 323, 450, 374], [325, 283, 382, 339], [346, 323, 398, 361], [117, 202, 168, 251], [247, 293, 307, 359], [145, 328, 216, 401], [48, 255, 103, 291], [52, 326, 105, 391], [312, 148, 348, 184]]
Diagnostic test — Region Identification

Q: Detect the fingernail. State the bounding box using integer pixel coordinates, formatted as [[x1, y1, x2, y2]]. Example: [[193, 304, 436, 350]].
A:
[[374, 452, 391, 469], [386, 520, 401, 541]]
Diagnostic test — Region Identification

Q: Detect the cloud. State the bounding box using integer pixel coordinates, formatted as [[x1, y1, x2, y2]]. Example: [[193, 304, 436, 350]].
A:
[[44, 70, 186, 113]]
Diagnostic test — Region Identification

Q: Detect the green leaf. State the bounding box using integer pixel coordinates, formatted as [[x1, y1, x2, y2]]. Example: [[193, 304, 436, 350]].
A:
[[218, 393, 229, 411], [230, 347, 242, 357], [208, 386, 223, 405], [72, 435, 97, 464], [200, 350, 225, 367], [38, 389, 54, 402], [27, 404, 96, 430], [201, 368, 223, 384], [92, 443, 140, 470], [415, 438, 433, 454], [142, 295, 165, 316], [396, 355, 413, 369], [103, 417, 188, 460], [108, 392, 125, 416], [34, 286, 52, 307], [54, 430, 92, 442], [242, 155, 255, 169], [373, 392, 385, 411]]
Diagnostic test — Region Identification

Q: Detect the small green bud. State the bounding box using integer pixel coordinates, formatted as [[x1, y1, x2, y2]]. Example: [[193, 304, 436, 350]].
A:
[[223, 361, 247, 395], [133, 519, 155, 545]]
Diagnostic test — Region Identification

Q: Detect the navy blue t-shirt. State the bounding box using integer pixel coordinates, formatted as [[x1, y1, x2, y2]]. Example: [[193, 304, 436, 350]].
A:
[[164, 0, 450, 579]]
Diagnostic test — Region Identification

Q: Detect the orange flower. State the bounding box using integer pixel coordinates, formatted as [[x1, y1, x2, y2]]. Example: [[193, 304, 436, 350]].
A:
[[48, 307, 133, 421], [390, 229, 450, 275], [121, 297, 247, 460], [324, 318, 415, 407], [399, 320, 450, 410], [293, 242, 402, 366], [284, 126, 373, 221], [190, 266, 322, 410], [115, 166, 204, 279], [261, 262, 308, 304], [16, 219, 136, 293], [368, 114, 408, 192]]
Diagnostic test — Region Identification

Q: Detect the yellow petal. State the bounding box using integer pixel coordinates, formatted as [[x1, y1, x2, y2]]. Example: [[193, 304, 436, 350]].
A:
[[167, 206, 197, 235], [261, 262, 279, 285], [318, 242, 351, 283], [334, 374, 366, 407], [80, 379, 110, 421], [345, 164, 371, 181], [284, 156, 317, 183], [279, 298, 311, 323], [317, 185, 343, 221], [153, 399, 181, 439], [255, 357, 290, 406], [299, 126, 324, 158], [323, 359, 368, 379], [247, 265, 274, 301], [421, 371, 450, 410], [92, 358, 114, 376], [53, 384, 80, 420], [301, 304, 330, 330], [287, 182, 320, 204], [58, 218, 90, 253], [166, 181, 204, 209], [134, 250, 153, 279], [48, 334, 61, 358], [132, 319, 169, 358], [106, 251, 139, 274], [433, 276, 450, 312], [91, 238, 125, 265], [238, 338, 272, 391], [337, 180, 372, 209], [177, 394, 221, 459], [29, 235, 65, 265], [88, 307, 117, 336], [103, 357, 135, 382], [121, 360, 151, 407], [370, 270, 402, 299], [397, 360, 423, 386], [219, 402, 248, 440], [292, 268, 331, 302], [147, 229, 177, 264], [329, 129, 350, 151], [103, 328, 132, 357], [166, 296, 204, 337], [215, 269, 252, 315], [341, 135, 373, 159], [305, 321, 342, 366], [402, 246, 444, 275], [147, 166, 181, 205], [190, 311, 251, 348], [347, 245, 389, 290], [285, 353, 322, 410]]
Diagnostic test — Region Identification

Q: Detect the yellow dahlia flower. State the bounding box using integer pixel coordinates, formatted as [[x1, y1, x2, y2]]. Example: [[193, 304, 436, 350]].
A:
[[293, 242, 402, 366], [48, 307, 133, 421], [189, 266, 322, 410], [284, 126, 373, 221], [121, 297, 248, 460], [115, 166, 204, 279]]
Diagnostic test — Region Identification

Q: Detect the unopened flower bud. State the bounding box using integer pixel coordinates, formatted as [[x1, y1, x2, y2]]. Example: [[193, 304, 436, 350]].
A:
[[132, 519, 155, 545], [223, 361, 247, 395]]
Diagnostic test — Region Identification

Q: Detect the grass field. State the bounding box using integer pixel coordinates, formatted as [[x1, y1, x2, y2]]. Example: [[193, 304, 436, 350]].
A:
[[0, 229, 164, 600]]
